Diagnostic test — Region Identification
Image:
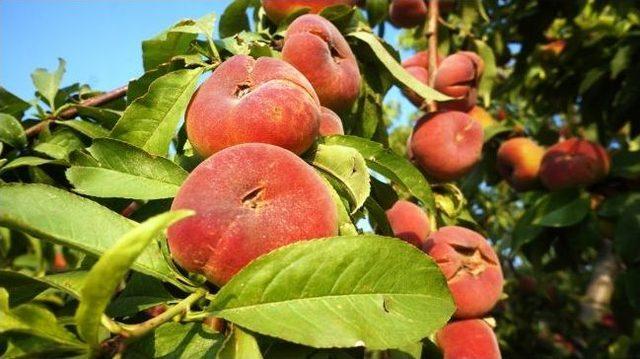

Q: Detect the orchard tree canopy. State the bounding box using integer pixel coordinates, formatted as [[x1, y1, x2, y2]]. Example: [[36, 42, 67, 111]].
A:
[[0, 0, 639, 358]]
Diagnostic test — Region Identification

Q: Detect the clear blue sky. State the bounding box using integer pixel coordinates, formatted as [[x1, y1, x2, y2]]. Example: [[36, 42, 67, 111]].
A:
[[0, 0, 412, 121]]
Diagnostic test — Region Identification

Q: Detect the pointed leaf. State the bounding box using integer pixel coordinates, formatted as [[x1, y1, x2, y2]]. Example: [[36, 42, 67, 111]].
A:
[[30, 58, 66, 109], [0, 114, 27, 149]]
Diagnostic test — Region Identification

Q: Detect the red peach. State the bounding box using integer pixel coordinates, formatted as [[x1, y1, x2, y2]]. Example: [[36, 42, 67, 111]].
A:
[[401, 51, 442, 107], [436, 319, 501, 359], [434, 52, 484, 111], [496, 137, 545, 191], [539, 138, 610, 190], [262, 0, 355, 24], [186, 55, 321, 157], [319, 107, 344, 136], [389, 0, 427, 28], [410, 111, 484, 182], [168, 143, 338, 286], [467, 106, 496, 129], [282, 14, 361, 112], [423, 226, 503, 318], [385, 200, 431, 248]]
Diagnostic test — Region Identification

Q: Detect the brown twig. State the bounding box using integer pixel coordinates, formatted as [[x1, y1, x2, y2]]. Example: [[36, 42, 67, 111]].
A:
[[426, 0, 440, 113], [25, 85, 128, 137]]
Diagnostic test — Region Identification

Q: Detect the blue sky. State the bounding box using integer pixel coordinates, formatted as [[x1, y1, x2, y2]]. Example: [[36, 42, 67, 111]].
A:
[[0, 0, 413, 121]]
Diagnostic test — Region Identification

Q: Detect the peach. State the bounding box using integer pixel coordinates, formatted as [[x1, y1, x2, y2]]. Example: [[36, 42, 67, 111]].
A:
[[319, 107, 344, 136], [410, 111, 484, 182], [467, 106, 495, 129], [423, 226, 503, 318], [168, 143, 338, 286], [539, 138, 610, 191], [186, 55, 321, 157], [385, 200, 431, 248], [436, 319, 501, 359], [282, 14, 361, 112], [401, 51, 442, 107], [262, 0, 355, 24], [434, 52, 484, 111], [389, 0, 427, 28], [496, 137, 545, 191]]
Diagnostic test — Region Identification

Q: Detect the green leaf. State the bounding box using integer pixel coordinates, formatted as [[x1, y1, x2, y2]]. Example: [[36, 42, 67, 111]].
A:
[[611, 149, 640, 179], [320, 175, 358, 236], [142, 27, 197, 71], [309, 144, 370, 213], [66, 138, 189, 200], [211, 235, 454, 350], [365, 0, 389, 27], [30, 58, 66, 109], [599, 192, 640, 218], [75, 105, 121, 129], [483, 124, 511, 143], [615, 204, 640, 264], [57, 120, 110, 139], [321, 135, 435, 213], [0, 301, 85, 351], [0, 87, 31, 117], [128, 61, 185, 105], [124, 322, 224, 358], [75, 210, 192, 347], [0, 270, 87, 306], [532, 190, 590, 227], [0, 156, 53, 174], [107, 273, 173, 317], [33, 128, 84, 160], [349, 32, 450, 102], [0, 113, 27, 148], [218, 326, 263, 359], [0, 183, 178, 284], [364, 197, 393, 236], [170, 13, 219, 61], [219, 0, 253, 38], [3, 334, 85, 358], [110, 67, 204, 155], [473, 39, 497, 106]]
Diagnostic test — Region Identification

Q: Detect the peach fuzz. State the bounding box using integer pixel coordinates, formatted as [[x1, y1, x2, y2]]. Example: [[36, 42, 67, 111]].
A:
[[437, 319, 501, 359], [262, 0, 354, 24], [282, 14, 361, 112], [186, 55, 321, 157], [434, 51, 484, 111], [467, 106, 496, 129], [410, 111, 484, 182], [385, 200, 431, 248], [168, 143, 338, 286], [539, 138, 610, 191], [319, 107, 344, 136], [389, 0, 427, 28], [423, 226, 503, 318], [496, 137, 545, 191]]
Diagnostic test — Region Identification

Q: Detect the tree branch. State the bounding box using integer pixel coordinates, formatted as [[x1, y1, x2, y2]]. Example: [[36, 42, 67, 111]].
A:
[[25, 85, 128, 137], [579, 239, 618, 325], [426, 0, 440, 112]]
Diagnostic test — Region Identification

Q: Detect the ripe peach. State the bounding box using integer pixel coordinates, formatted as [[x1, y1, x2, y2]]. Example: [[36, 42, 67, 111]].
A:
[[186, 55, 321, 157], [467, 106, 495, 129], [539, 138, 610, 191], [436, 319, 501, 359], [423, 226, 503, 318], [262, 0, 355, 24], [389, 0, 427, 28], [401, 51, 442, 107], [282, 14, 361, 112], [434, 52, 484, 111], [496, 137, 545, 191], [385, 200, 431, 248], [319, 107, 344, 136], [168, 143, 338, 286], [410, 111, 484, 182]]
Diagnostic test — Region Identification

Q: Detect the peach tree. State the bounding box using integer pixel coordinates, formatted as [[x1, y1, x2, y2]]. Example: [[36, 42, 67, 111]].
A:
[[2, 0, 637, 358]]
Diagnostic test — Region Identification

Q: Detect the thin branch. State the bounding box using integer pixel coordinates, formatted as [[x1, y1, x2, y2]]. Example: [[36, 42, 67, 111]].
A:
[[25, 85, 128, 137], [426, 0, 440, 112]]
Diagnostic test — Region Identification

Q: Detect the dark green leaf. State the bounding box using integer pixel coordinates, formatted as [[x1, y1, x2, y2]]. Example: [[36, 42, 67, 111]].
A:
[[599, 192, 640, 217], [532, 190, 590, 227], [615, 204, 640, 264], [33, 128, 84, 160], [365, 0, 389, 27], [211, 235, 454, 349], [57, 120, 109, 139], [66, 138, 188, 200], [110, 67, 204, 155], [219, 0, 253, 38], [124, 322, 224, 358], [0, 87, 30, 117], [611, 149, 640, 179], [75, 105, 121, 129]]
